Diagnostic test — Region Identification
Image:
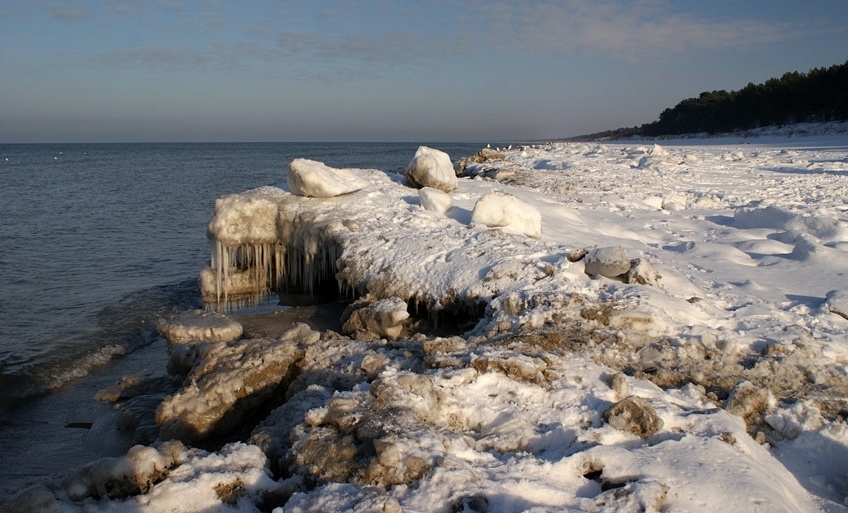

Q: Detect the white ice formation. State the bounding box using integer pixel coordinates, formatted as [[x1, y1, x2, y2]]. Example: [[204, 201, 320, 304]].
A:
[[200, 155, 554, 328], [156, 309, 243, 344], [471, 190, 543, 238], [287, 158, 370, 198], [418, 187, 452, 214], [405, 145, 458, 192]]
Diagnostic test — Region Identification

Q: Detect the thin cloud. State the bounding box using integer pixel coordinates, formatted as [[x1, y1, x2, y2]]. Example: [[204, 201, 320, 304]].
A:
[[47, 1, 90, 22], [461, 0, 804, 61]]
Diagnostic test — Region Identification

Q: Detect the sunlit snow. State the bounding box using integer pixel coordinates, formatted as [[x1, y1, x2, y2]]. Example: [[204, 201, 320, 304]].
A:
[[5, 124, 848, 513]]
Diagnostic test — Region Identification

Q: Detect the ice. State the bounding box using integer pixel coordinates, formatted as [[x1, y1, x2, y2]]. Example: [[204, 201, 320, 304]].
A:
[[287, 158, 370, 198], [418, 187, 453, 214], [11, 126, 848, 513], [405, 145, 458, 192], [470, 190, 542, 238]]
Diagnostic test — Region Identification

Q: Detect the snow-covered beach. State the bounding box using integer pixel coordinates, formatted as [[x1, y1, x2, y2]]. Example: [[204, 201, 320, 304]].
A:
[[4, 125, 848, 513]]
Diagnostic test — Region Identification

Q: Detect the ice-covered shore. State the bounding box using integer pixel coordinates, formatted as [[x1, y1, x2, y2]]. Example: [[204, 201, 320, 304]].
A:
[[4, 132, 848, 512]]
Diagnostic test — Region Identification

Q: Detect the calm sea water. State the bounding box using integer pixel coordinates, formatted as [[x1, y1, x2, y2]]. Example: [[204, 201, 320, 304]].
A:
[[0, 142, 486, 409]]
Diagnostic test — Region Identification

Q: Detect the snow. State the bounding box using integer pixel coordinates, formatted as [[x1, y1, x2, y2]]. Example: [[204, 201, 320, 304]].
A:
[[5, 125, 848, 513]]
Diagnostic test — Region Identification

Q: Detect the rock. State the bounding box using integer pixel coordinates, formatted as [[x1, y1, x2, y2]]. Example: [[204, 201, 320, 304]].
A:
[[603, 396, 664, 438], [471, 190, 542, 238], [584, 246, 630, 278], [155, 325, 312, 443], [725, 380, 772, 428], [156, 309, 243, 344], [406, 146, 457, 192], [626, 258, 661, 286], [288, 158, 370, 198], [418, 187, 453, 214], [825, 289, 848, 320], [341, 297, 410, 340]]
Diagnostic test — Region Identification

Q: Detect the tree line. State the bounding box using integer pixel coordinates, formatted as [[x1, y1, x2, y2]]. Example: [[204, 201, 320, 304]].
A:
[[639, 60, 848, 136], [570, 61, 848, 140]]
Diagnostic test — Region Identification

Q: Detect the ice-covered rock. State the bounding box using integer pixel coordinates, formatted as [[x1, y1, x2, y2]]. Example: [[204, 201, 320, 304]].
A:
[[61, 442, 183, 501], [405, 146, 457, 192], [342, 296, 410, 340], [156, 324, 317, 443], [156, 310, 243, 344], [603, 395, 664, 438], [288, 158, 370, 198], [824, 289, 848, 320], [583, 246, 630, 278], [471, 190, 542, 238], [626, 257, 661, 286], [726, 380, 773, 430], [418, 187, 452, 214]]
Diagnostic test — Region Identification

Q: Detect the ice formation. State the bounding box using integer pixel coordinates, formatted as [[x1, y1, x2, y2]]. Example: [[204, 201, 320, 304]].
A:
[[471, 190, 542, 238], [405, 145, 458, 192], [156, 309, 243, 343], [287, 158, 370, 198], [417, 187, 452, 214]]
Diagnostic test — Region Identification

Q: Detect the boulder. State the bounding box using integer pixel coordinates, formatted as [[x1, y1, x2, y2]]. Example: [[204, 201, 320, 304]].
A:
[[583, 246, 630, 278], [288, 158, 369, 198], [471, 190, 542, 238], [603, 395, 664, 438], [405, 146, 457, 192], [418, 187, 452, 214]]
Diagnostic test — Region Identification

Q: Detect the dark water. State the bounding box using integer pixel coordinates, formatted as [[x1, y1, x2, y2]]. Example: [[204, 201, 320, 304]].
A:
[[0, 142, 485, 407]]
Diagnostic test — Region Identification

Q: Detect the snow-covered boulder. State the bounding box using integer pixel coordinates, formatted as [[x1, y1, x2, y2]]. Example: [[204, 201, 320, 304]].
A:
[[156, 310, 243, 344], [471, 190, 542, 238], [603, 396, 664, 438], [418, 187, 452, 214], [405, 146, 457, 192], [626, 257, 661, 286], [156, 324, 317, 443], [583, 246, 630, 278], [288, 158, 370, 198], [341, 296, 410, 340], [825, 289, 848, 320]]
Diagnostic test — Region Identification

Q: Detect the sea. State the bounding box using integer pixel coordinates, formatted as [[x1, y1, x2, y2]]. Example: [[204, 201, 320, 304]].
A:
[[0, 141, 487, 501]]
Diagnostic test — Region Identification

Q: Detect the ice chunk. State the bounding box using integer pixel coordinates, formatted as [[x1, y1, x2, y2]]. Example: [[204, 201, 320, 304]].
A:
[[418, 187, 452, 214], [471, 190, 542, 238], [156, 309, 243, 344], [156, 324, 314, 443], [406, 146, 457, 192], [288, 158, 370, 198]]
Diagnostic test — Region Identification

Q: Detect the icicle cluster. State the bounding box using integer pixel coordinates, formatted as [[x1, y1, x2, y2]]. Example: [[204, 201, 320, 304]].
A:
[[201, 187, 346, 311]]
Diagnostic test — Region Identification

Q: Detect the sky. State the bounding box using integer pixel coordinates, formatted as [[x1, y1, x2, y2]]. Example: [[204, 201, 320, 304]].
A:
[[1, 1, 846, 143]]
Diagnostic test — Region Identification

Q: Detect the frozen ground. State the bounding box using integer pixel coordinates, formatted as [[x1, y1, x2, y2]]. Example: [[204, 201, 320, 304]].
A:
[[4, 124, 848, 512]]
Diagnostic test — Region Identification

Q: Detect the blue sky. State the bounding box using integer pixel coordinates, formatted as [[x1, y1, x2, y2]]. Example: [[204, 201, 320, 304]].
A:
[[1, 0, 846, 143]]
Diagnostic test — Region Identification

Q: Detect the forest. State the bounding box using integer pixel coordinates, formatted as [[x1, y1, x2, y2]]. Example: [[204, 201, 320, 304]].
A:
[[578, 61, 848, 139]]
